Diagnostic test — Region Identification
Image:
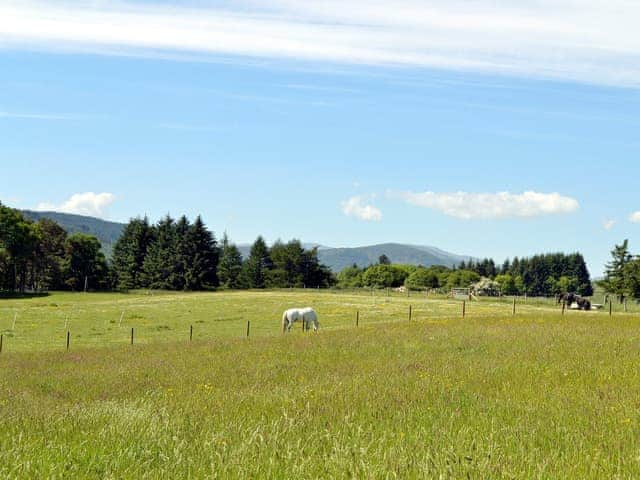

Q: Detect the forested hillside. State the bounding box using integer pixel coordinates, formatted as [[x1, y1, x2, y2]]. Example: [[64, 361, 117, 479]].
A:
[[21, 210, 124, 257]]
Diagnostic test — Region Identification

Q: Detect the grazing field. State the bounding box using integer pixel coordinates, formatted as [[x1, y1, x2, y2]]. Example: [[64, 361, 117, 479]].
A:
[[1, 290, 640, 478]]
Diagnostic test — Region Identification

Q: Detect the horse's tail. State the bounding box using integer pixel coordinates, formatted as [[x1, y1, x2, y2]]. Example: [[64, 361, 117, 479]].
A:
[[282, 311, 288, 334]]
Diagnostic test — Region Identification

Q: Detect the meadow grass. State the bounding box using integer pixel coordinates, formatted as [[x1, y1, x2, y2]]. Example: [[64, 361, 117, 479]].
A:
[[1, 290, 639, 478], [0, 289, 606, 352]]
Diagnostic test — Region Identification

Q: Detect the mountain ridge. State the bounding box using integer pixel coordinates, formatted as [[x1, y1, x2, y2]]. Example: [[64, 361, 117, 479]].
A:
[[19, 210, 476, 271]]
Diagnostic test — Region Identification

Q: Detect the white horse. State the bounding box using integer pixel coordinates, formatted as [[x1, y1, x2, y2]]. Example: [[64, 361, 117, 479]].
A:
[[282, 307, 320, 333]]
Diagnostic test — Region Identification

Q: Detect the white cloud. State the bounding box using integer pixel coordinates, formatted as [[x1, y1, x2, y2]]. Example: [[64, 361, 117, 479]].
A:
[[603, 219, 616, 230], [37, 192, 116, 218], [1, 1, 640, 87], [629, 212, 640, 223], [393, 190, 579, 219], [342, 195, 383, 221]]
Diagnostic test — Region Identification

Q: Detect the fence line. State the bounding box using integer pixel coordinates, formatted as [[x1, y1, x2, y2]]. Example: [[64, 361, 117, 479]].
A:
[[0, 294, 625, 354]]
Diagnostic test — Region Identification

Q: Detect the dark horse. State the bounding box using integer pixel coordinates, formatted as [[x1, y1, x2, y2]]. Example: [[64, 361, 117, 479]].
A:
[[557, 292, 591, 310], [575, 297, 591, 311], [557, 292, 577, 305]]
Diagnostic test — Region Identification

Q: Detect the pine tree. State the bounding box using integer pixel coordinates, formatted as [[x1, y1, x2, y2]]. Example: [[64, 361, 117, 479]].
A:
[[604, 240, 632, 300], [172, 215, 192, 290], [241, 236, 271, 288], [141, 215, 178, 290], [378, 254, 391, 266], [501, 259, 511, 275], [571, 253, 593, 296], [218, 233, 244, 289], [112, 216, 154, 290], [183, 216, 219, 290]]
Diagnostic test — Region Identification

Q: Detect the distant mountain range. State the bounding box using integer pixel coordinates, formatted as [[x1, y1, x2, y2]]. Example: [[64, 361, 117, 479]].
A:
[[21, 210, 124, 257], [236, 242, 474, 271], [21, 210, 476, 271]]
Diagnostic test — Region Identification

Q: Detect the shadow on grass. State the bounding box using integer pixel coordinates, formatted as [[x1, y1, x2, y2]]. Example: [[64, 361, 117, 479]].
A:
[[0, 291, 50, 300]]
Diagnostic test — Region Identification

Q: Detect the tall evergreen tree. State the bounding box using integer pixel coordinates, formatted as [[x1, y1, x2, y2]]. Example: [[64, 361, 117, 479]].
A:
[[242, 236, 271, 288], [172, 215, 192, 290], [603, 240, 632, 300], [378, 254, 391, 266], [218, 233, 244, 289], [183, 215, 219, 290], [112, 216, 154, 290], [141, 215, 178, 289]]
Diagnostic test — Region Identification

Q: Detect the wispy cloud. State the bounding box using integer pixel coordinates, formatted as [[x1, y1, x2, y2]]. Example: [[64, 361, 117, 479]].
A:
[[0, 110, 78, 121], [278, 83, 362, 94], [342, 195, 383, 221], [37, 192, 116, 218], [1, 1, 640, 87], [630, 212, 640, 224], [392, 190, 579, 220], [156, 123, 221, 132], [603, 219, 616, 231]]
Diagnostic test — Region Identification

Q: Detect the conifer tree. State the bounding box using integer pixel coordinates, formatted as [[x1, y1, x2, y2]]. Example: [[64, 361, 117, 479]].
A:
[[241, 236, 271, 288], [141, 215, 178, 290], [112, 216, 154, 290], [218, 233, 244, 289], [603, 240, 632, 300], [183, 215, 219, 290]]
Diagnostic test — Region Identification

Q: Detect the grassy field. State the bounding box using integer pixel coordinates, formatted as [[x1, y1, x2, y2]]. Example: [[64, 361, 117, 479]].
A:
[[0, 289, 619, 353], [1, 290, 640, 478]]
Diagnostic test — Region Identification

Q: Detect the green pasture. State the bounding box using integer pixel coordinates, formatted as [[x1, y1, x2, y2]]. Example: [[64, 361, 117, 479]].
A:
[[1, 290, 640, 478], [0, 289, 620, 353]]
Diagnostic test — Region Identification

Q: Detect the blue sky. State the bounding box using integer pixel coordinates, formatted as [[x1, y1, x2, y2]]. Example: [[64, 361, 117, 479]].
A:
[[1, 0, 640, 276]]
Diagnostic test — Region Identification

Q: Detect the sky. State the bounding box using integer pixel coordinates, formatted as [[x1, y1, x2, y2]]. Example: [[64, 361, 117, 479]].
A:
[[1, 0, 640, 276]]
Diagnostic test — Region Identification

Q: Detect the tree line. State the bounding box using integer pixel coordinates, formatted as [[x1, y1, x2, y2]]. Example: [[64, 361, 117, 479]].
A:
[[0, 205, 334, 293], [600, 240, 640, 302], [0, 202, 110, 292], [336, 252, 593, 297], [111, 215, 335, 291]]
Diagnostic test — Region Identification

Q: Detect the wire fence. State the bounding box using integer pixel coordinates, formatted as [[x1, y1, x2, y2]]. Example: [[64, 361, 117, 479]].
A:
[[0, 289, 627, 354]]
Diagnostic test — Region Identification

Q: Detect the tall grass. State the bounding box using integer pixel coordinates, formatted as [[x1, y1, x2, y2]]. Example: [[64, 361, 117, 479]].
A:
[[1, 291, 639, 477]]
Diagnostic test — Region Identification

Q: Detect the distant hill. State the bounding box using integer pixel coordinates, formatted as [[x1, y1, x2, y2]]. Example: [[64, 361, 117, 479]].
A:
[[21, 210, 125, 257], [20, 211, 475, 270], [240, 242, 475, 272], [316, 243, 475, 272]]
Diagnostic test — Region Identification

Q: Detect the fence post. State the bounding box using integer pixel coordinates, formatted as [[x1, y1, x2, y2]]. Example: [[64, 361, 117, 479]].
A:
[[131, 327, 134, 345], [247, 320, 251, 337], [356, 310, 359, 327], [66, 331, 70, 351], [610, 301, 613, 317], [462, 301, 466, 318], [512, 297, 516, 316], [624, 299, 628, 313], [190, 325, 193, 342], [409, 305, 412, 321], [0, 334, 3, 353]]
